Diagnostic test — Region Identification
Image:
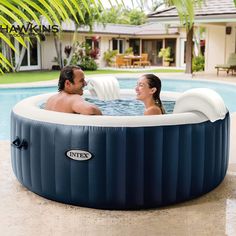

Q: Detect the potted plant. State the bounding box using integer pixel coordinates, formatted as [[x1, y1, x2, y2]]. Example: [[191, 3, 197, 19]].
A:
[[124, 47, 133, 55], [103, 50, 118, 66], [158, 47, 173, 66]]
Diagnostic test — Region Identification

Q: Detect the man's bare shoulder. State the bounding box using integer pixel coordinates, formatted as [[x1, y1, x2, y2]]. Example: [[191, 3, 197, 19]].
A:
[[48, 93, 83, 102], [46, 93, 83, 112], [68, 93, 84, 101]]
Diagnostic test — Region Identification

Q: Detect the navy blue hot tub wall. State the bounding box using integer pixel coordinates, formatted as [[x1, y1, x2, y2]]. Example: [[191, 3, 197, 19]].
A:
[[11, 112, 230, 209]]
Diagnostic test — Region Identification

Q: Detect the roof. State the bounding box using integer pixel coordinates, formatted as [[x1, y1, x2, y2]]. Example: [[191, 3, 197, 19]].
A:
[[60, 21, 178, 36], [148, 0, 236, 23]]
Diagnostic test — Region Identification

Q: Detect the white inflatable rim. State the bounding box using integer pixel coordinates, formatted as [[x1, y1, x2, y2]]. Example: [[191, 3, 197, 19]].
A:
[[11, 89, 222, 127]]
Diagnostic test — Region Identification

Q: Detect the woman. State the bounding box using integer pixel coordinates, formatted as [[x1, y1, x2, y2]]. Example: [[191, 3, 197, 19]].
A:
[[135, 74, 165, 115]]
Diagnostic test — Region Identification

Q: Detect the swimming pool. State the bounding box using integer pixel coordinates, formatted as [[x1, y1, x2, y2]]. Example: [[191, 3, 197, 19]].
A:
[[1, 78, 236, 140]]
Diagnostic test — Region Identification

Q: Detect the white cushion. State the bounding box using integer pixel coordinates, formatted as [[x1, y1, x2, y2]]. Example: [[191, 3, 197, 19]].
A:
[[87, 76, 120, 101], [173, 88, 228, 122]]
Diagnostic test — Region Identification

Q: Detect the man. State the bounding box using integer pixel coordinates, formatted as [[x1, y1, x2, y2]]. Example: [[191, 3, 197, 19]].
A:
[[45, 66, 102, 115]]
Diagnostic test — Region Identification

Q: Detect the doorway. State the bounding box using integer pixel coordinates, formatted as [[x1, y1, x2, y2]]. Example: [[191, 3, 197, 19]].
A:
[[165, 38, 176, 66], [142, 39, 163, 65]]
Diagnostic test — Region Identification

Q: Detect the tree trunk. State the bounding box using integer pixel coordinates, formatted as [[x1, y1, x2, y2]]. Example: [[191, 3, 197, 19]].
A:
[[59, 41, 63, 68], [66, 26, 78, 66], [185, 25, 194, 74], [66, 44, 76, 66], [53, 34, 63, 69]]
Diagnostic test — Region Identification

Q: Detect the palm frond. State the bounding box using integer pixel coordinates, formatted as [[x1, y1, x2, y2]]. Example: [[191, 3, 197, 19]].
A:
[[50, 0, 69, 21], [11, 0, 41, 25], [0, 0, 106, 73], [0, 4, 24, 26], [0, 1, 31, 23], [0, 52, 13, 73], [0, 33, 17, 52], [23, 0, 54, 25], [171, 0, 203, 29], [69, 0, 86, 22]]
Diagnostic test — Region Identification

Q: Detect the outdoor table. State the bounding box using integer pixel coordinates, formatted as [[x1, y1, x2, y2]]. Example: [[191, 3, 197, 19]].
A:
[[124, 55, 142, 67]]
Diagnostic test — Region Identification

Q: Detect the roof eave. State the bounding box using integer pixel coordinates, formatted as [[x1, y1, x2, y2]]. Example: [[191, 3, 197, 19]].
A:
[[148, 14, 236, 24]]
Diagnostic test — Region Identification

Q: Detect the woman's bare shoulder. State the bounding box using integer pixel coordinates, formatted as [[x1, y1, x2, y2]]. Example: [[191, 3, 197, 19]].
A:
[[144, 106, 162, 115]]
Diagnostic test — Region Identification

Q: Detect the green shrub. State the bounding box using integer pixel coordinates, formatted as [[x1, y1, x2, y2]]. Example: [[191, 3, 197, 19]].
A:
[[70, 41, 98, 71], [192, 55, 205, 72], [79, 58, 98, 71]]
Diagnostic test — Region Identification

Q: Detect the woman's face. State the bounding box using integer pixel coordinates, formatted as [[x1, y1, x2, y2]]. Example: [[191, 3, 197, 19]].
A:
[[135, 77, 155, 101]]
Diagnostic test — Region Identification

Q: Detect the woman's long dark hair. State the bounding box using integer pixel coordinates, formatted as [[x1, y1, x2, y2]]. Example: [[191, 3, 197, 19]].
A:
[[143, 74, 165, 114]]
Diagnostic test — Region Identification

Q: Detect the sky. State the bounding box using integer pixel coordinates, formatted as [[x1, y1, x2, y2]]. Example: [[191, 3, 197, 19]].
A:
[[100, 0, 141, 9]]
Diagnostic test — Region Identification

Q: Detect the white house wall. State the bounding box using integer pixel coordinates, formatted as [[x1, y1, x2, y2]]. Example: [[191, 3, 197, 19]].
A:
[[41, 33, 128, 69], [225, 24, 236, 59], [40, 32, 181, 69], [205, 25, 236, 73], [177, 28, 187, 68], [41, 33, 83, 70], [41, 36, 57, 70], [98, 36, 110, 67]]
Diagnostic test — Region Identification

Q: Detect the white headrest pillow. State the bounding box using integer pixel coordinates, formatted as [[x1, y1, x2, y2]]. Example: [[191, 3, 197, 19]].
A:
[[173, 88, 228, 122], [87, 76, 120, 100]]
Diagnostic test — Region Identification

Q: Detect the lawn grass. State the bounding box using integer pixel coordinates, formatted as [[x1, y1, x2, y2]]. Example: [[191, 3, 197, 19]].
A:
[[0, 71, 60, 84], [0, 68, 184, 84]]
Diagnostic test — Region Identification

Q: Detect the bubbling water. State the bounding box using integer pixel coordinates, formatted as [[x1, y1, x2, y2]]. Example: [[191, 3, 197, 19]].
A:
[[40, 98, 174, 115], [85, 98, 175, 116]]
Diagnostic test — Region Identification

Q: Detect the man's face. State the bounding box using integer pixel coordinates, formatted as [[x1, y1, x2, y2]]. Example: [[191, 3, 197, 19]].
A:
[[67, 69, 87, 95]]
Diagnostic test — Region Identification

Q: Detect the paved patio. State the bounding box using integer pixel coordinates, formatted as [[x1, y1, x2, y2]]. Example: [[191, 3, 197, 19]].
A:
[[0, 72, 236, 235]]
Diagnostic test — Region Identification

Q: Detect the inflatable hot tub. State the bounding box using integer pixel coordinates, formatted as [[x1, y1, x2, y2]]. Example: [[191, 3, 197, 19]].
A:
[[11, 88, 230, 209]]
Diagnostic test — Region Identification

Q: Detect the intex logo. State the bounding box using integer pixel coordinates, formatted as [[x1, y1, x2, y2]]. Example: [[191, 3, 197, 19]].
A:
[[66, 150, 92, 161]]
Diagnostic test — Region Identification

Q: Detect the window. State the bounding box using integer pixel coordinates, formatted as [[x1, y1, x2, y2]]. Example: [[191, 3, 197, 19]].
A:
[[85, 36, 100, 59], [85, 36, 100, 50], [85, 38, 92, 48], [14, 37, 40, 70], [112, 39, 124, 54]]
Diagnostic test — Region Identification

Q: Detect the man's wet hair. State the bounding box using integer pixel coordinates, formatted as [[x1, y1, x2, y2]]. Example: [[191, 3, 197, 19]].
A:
[[58, 66, 81, 92]]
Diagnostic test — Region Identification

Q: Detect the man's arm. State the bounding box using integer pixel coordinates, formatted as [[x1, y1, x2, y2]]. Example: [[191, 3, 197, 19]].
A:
[[72, 99, 102, 115]]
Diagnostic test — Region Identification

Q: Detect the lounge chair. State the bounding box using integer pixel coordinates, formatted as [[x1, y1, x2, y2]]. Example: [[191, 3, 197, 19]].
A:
[[115, 55, 129, 68], [215, 53, 236, 75], [133, 53, 151, 67]]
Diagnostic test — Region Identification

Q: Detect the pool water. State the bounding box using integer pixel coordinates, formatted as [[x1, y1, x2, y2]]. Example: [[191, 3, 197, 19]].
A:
[[1, 78, 236, 140]]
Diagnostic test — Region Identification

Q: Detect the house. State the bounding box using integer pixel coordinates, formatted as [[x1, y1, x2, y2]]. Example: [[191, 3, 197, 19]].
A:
[[10, 21, 181, 71], [3, 0, 235, 72], [148, 0, 236, 73]]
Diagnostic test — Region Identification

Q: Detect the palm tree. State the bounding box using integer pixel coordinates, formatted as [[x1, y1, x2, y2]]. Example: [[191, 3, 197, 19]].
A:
[[0, 0, 105, 73]]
